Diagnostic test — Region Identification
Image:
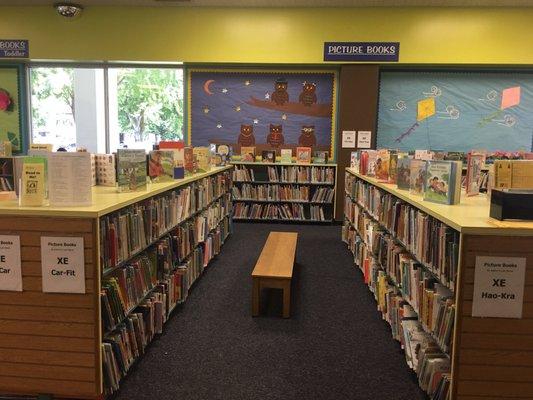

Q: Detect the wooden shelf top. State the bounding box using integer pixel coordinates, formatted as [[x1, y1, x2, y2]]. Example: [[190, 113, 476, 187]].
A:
[[346, 168, 533, 235], [0, 166, 232, 218], [231, 161, 338, 167]]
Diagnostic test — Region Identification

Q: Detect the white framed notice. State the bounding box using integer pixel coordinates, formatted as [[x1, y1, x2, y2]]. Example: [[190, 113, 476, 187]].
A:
[[48, 152, 93, 206], [342, 131, 356, 148], [472, 256, 526, 318], [357, 131, 372, 148], [41, 236, 85, 294], [0, 235, 21, 291]]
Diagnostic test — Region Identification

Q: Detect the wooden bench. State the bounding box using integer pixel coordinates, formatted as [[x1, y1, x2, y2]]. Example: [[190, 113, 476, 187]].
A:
[[252, 231, 298, 318]]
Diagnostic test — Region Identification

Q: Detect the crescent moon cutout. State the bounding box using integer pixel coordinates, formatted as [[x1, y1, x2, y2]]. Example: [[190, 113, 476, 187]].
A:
[[203, 80, 215, 95]]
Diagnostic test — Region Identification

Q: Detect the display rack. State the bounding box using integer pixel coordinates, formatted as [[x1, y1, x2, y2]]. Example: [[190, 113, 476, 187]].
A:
[[231, 161, 337, 223], [343, 167, 533, 400], [0, 166, 232, 399]]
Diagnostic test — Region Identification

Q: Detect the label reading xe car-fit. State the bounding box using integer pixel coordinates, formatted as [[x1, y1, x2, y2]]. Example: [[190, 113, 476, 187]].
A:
[[324, 42, 399, 62]]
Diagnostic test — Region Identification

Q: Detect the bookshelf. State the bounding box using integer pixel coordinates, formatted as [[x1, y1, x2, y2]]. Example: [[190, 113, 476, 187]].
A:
[[343, 167, 533, 400], [231, 161, 337, 223], [0, 166, 232, 399]]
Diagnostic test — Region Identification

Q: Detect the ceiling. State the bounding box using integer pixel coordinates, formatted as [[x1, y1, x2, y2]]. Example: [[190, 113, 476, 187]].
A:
[[2, 0, 533, 6]]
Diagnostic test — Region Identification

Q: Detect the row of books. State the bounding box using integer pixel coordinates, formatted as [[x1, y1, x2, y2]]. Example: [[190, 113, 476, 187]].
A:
[[102, 216, 231, 395], [233, 202, 329, 221], [100, 171, 231, 271], [345, 173, 459, 288], [233, 165, 335, 184], [341, 222, 452, 400], [232, 184, 309, 202], [239, 146, 328, 164]]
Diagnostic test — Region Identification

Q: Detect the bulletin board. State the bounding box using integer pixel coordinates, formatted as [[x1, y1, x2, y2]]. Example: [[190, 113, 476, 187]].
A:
[[377, 71, 533, 152], [188, 69, 337, 158], [0, 65, 26, 153]]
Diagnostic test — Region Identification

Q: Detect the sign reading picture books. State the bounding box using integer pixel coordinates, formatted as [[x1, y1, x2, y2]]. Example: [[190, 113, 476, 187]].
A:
[[472, 256, 526, 318], [0, 235, 21, 291], [41, 236, 85, 294]]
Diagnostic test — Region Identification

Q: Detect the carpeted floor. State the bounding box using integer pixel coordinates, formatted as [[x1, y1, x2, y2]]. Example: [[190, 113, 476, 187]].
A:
[[114, 222, 427, 400]]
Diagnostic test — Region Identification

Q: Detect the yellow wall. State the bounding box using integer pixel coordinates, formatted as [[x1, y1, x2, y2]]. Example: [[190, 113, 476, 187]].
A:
[[1, 6, 533, 64]]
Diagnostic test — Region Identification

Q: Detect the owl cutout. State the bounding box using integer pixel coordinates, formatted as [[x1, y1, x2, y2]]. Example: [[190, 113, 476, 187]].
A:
[[271, 78, 289, 106], [237, 124, 256, 147], [299, 82, 317, 107], [267, 124, 285, 147], [298, 125, 317, 147]]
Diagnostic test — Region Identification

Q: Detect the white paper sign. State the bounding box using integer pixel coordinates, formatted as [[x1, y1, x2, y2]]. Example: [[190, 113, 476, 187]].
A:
[[0, 235, 21, 291], [357, 131, 372, 148], [472, 256, 526, 318], [342, 131, 356, 148], [48, 152, 92, 206], [41, 236, 85, 294]]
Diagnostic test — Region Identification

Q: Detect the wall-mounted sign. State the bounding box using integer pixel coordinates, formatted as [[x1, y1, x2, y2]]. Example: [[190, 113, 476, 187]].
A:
[[342, 131, 356, 148], [357, 131, 372, 149], [41, 236, 85, 294], [0, 40, 29, 58], [472, 256, 526, 318], [324, 42, 399, 62], [0, 235, 21, 292]]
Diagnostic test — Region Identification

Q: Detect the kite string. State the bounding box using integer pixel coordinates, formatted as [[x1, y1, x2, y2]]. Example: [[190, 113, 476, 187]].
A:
[[426, 119, 432, 149]]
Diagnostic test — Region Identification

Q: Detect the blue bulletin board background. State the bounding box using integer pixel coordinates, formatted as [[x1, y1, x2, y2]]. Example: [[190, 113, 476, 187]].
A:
[[376, 71, 533, 152]]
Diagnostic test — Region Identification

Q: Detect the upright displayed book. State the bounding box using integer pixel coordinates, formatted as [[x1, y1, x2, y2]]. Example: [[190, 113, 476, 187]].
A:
[[184, 147, 194, 174], [375, 149, 390, 181], [193, 147, 210, 172], [48, 152, 93, 206], [465, 152, 485, 196], [396, 157, 411, 190], [261, 150, 276, 163], [388, 151, 398, 184], [280, 149, 292, 163], [116, 149, 147, 193], [296, 147, 312, 164], [423, 160, 462, 205], [366, 150, 378, 177], [159, 140, 185, 178], [95, 154, 117, 187], [19, 156, 46, 206], [350, 151, 358, 170], [149, 150, 174, 182], [0, 157, 14, 192], [241, 146, 256, 162], [409, 159, 426, 195], [314, 151, 328, 164]]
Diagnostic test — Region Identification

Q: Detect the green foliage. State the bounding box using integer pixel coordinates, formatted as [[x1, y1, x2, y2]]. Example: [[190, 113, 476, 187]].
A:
[[117, 68, 184, 142]]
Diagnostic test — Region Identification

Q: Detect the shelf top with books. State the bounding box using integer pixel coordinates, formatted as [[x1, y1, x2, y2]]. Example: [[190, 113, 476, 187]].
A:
[[346, 168, 533, 235], [231, 161, 338, 167], [0, 166, 232, 218]]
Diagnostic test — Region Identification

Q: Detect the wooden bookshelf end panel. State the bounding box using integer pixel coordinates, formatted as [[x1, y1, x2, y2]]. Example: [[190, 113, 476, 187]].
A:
[[455, 234, 533, 400], [0, 216, 99, 399]]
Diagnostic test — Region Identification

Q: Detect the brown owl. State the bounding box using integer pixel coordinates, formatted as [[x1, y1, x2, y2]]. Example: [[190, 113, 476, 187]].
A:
[[299, 82, 317, 107], [237, 124, 255, 147], [267, 124, 284, 147], [271, 78, 289, 106], [298, 125, 317, 147]]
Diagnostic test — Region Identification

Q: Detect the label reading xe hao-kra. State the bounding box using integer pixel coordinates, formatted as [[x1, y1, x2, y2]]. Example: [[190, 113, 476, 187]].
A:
[[324, 42, 399, 62]]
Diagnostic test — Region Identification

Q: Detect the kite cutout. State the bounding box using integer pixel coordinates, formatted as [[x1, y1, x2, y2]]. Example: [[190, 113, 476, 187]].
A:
[[417, 97, 436, 121], [501, 86, 520, 110]]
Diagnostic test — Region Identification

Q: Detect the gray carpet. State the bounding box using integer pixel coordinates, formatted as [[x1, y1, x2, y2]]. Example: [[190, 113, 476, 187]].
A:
[[113, 222, 427, 400]]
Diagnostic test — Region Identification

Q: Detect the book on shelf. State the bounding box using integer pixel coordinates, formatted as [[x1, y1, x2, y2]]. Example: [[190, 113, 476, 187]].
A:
[[296, 147, 312, 164], [193, 147, 210, 172], [0, 141, 12, 157], [415, 149, 434, 161], [280, 149, 292, 163], [465, 152, 485, 196], [159, 140, 185, 178], [409, 159, 427, 196], [116, 149, 147, 193], [148, 150, 174, 182], [0, 157, 14, 192], [95, 154, 117, 187], [366, 150, 378, 177], [314, 151, 328, 164], [389, 151, 398, 184], [241, 146, 256, 162], [184, 147, 194, 174], [261, 150, 276, 163], [376, 149, 390, 181], [350, 151, 358, 170], [423, 160, 462, 205]]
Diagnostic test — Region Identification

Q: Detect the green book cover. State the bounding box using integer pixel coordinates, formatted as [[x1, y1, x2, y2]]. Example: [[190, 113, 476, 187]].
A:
[[424, 160, 454, 204], [117, 149, 147, 192], [280, 149, 292, 163]]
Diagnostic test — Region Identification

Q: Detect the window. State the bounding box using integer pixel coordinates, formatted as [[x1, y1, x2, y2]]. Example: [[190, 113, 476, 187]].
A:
[[29, 65, 184, 153]]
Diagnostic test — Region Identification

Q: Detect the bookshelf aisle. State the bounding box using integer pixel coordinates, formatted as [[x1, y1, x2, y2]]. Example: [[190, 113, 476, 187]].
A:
[[231, 161, 337, 223], [0, 166, 232, 399], [342, 167, 533, 400]]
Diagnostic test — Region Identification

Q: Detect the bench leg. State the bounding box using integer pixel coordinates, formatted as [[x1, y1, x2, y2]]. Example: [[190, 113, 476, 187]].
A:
[[282, 280, 291, 318], [252, 277, 260, 317]]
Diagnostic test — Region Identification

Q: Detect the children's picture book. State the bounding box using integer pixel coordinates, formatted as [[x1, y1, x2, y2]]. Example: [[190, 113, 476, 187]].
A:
[[314, 151, 328, 164], [19, 156, 46, 206], [350, 151, 359, 170], [359, 151, 369, 175], [375, 149, 390, 181], [241, 146, 256, 162], [216, 144, 231, 165], [117, 149, 147, 192], [366, 150, 378, 177], [149, 150, 174, 182], [296, 147, 312, 164], [424, 160, 462, 205], [261, 150, 276, 163], [280, 149, 292, 163], [415, 149, 434, 161], [465, 153, 485, 196], [396, 157, 411, 190], [95, 154, 117, 187], [389, 151, 398, 184], [0, 142, 12, 157], [184, 147, 194, 174], [409, 159, 427, 195], [159, 141, 185, 168], [193, 147, 210, 172]]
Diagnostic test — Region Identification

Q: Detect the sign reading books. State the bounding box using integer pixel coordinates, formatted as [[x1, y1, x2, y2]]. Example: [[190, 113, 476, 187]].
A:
[[324, 42, 399, 62], [41, 236, 85, 294], [0, 235, 21, 291], [472, 256, 526, 318], [0, 40, 29, 58]]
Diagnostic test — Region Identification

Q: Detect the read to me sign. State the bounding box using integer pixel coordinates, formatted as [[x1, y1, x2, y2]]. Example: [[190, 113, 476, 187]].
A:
[[0, 40, 29, 58], [323, 42, 399, 62]]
